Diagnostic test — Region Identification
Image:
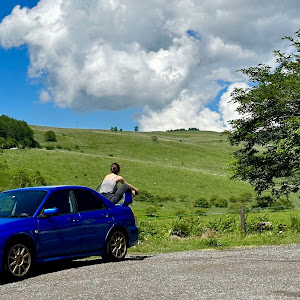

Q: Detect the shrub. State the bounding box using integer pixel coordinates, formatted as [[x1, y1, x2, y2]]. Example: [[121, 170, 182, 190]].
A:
[[45, 145, 55, 150], [240, 193, 253, 203], [10, 169, 47, 189], [273, 197, 293, 208], [10, 169, 32, 188], [32, 171, 47, 186], [290, 215, 300, 232], [171, 217, 205, 237], [207, 215, 237, 233], [136, 191, 155, 202], [252, 196, 275, 208], [6, 138, 18, 149], [214, 197, 228, 208], [204, 238, 222, 247], [138, 220, 169, 240], [145, 206, 159, 217], [0, 137, 7, 148], [194, 197, 210, 208], [209, 194, 219, 206], [44, 131, 57, 142]]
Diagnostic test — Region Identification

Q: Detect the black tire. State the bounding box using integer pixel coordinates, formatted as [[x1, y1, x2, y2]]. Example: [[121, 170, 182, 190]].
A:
[[4, 242, 33, 280], [103, 230, 127, 262]]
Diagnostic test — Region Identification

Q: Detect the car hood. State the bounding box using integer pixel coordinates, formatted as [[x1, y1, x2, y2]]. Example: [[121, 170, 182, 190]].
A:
[[0, 217, 36, 229]]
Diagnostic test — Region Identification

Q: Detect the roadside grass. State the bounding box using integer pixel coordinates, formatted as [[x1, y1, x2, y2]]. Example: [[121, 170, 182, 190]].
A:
[[129, 209, 300, 254], [129, 231, 300, 254]]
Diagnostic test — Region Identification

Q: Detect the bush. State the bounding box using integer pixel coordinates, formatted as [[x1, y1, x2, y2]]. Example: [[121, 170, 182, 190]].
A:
[[273, 197, 293, 208], [214, 197, 228, 208], [10, 169, 32, 188], [44, 131, 57, 142], [10, 169, 47, 188], [194, 197, 210, 208], [45, 145, 55, 150], [171, 217, 205, 237], [207, 215, 237, 233], [209, 194, 219, 206], [32, 171, 47, 186], [252, 196, 275, 208], [145, 206, 159, 217], [136, 191, 155, 202], [291, 215, 300, 232], [138, 220, 169, 241]]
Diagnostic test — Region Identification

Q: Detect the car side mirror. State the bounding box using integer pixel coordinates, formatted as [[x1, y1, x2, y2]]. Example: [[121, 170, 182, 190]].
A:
[[43, 207, 59, 216]]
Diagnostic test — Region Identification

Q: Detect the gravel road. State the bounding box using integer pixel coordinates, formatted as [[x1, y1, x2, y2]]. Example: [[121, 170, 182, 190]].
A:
[[1, 244, 300, 300]]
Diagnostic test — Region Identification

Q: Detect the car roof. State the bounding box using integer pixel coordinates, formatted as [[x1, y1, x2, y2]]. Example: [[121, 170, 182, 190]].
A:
[[2, 185, 115, 208], [3, 185, 94, 193]]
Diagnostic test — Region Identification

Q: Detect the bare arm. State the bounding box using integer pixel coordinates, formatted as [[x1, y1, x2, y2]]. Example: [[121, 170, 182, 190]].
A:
[[116, 176, 140, 195]]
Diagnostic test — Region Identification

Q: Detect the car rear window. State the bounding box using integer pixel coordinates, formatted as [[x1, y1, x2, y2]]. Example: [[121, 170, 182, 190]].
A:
[[73, 189, 106, 212]]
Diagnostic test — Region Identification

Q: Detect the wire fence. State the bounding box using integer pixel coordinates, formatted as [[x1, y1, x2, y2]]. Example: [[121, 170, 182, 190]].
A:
[[138, 205, 296, 222]]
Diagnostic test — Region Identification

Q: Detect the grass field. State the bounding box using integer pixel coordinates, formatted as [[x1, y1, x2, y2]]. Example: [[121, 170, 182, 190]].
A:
[[0, 125, 299, 252], [0, 126, 256, 218]]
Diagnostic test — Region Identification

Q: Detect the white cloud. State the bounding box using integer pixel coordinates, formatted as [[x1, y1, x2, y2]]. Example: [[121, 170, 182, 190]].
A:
[[139, 90, 224, 132], [0, 0, 299, 130], [218, 82, 249, 130], [39, 89, 51, 103]]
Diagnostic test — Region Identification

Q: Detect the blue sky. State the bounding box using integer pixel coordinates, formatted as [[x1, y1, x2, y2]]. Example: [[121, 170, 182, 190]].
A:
[[0, 1, 298, 132], [0, 0, 140, 131]]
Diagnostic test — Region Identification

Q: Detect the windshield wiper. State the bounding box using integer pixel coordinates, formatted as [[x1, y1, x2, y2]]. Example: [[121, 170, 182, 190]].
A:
[[8, 213, 30, 218]]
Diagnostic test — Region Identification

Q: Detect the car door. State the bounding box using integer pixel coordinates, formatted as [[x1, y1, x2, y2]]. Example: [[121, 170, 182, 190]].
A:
[[72, 188, 114, 252], [37, 189, 82, 258]]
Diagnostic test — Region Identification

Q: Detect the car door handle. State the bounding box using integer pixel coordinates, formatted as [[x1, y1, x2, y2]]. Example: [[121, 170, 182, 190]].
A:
[[68, 217, 79, 223], [101, 213, 111, 218]]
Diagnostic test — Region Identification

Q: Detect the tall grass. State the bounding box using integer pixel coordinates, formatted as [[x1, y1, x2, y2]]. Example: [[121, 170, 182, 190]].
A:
[[130, 210, 300, 253]]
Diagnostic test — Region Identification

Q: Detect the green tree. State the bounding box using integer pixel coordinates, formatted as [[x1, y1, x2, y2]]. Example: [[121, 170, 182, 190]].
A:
[[44, 130, 57, 142], [11, 169, 32, 188], [0, 115, 37, 148], [134, 126, 139, 132], [228, 30, 300, 197]]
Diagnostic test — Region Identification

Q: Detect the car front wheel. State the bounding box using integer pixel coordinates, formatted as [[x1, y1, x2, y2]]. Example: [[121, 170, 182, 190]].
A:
[[103, 230, 127, 261], [5, 243, 33, 280]]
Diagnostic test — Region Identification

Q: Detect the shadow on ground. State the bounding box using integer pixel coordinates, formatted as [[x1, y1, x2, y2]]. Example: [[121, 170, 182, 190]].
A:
[[0, 254, 151, 285]]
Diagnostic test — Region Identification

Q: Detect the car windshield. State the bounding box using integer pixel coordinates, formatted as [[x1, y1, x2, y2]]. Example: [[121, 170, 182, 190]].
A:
[[0, 190, 47, 218]]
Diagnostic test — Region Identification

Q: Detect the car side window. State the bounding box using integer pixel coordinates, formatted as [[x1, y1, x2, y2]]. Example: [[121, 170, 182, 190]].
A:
[[73, 189, 106, 212], [44, 190, 76, 215]]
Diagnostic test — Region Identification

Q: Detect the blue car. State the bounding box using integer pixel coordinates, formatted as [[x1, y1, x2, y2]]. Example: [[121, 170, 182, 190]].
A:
[[0, 185, 138, 280]]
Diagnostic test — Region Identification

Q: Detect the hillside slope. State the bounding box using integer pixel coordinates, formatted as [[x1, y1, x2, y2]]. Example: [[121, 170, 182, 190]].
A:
[[0, 126, 254, 217]]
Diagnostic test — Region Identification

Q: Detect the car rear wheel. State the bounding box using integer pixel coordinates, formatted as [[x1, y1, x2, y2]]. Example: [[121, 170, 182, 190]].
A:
[[103, 230, 127, 261], [5, 243, 33, 280]]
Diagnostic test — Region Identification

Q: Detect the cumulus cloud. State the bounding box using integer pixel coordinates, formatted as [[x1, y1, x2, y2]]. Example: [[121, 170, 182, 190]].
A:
[[0, 0, 299, 130], [218, 82, 249, 130]]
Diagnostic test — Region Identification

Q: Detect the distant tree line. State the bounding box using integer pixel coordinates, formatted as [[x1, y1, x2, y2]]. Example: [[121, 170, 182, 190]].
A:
[[0, 115, 39, 149], [167, 128, 200, 132]]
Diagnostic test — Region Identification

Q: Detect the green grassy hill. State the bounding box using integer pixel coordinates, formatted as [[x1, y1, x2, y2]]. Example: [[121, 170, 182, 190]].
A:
[[0, 126, 255, 217]]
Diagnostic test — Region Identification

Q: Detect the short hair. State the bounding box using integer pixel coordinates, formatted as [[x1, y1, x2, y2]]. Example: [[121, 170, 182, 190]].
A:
[[111, 163, 120, 175]]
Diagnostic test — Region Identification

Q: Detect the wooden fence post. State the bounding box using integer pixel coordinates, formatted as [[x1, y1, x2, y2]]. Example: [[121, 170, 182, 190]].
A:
[[240, 205, 246, 233]]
